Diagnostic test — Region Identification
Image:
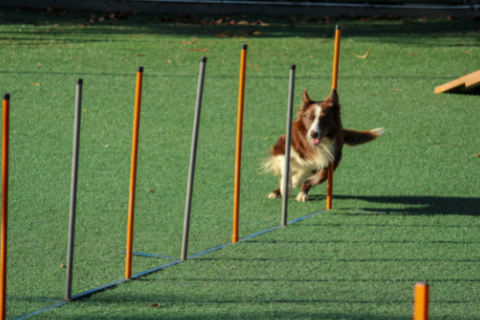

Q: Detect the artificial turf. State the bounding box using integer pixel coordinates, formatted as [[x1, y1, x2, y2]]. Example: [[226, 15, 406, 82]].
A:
[[0, 6, 479, 319]]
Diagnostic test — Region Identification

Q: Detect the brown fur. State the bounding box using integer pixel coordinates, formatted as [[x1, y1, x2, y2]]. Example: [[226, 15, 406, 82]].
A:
[[265, 88, 384, 202]]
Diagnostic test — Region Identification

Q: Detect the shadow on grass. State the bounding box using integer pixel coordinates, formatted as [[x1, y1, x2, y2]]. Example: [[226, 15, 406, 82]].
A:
[[307, 195, 480, 216], [1, 6, 479, 43]]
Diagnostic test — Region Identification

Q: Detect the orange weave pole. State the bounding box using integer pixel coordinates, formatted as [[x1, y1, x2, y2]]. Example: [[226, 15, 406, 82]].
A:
[[232, 44, 247, 243], [414, 283, 429, 320], [125, 67, 143, 279], [0, 94, 9, 320], [326, 25, 341, 210]]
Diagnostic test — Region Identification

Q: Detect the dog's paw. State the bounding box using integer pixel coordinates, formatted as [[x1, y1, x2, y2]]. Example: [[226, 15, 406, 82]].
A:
[[296, 192, 308, 202], [268, 192, 281, 199]]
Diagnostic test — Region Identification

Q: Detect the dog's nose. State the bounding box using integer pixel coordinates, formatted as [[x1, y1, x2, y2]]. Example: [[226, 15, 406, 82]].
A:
[[310, 131, 319, 138]]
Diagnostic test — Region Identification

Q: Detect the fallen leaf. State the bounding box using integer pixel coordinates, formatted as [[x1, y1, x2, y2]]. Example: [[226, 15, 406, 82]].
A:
[[30, 83, 42, 86], [181, 41, 198, 44], [216, 32, 233, 38], [187, 48, 208, 52], [150, 303, 161, 308], [215, 18, 223, 25], [389, 88, 401, 91], [474, 153, 480, 157], [237, 20, 250, 25], [136, 54, 145, 57], [82, 110, 87, 113], [348, 39, 354, 42], [60, 264, 66, 268], [353, 51, 369, 59], [147, 189, 154, 193], [254, 68, 261, 71], [408, 53, 418, 56], [167, 60, 172, 63], [252, 31, 261, 35], [37, 63, 43, 66]]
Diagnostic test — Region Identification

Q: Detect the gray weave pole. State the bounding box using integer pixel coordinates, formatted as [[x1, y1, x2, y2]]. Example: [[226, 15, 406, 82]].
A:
[[65, 78, 83, 300], [181, 57, 207, 261], [281, 65, 296, 226]]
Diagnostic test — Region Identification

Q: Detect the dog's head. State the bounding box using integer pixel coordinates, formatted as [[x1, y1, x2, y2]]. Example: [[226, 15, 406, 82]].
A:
[[298, 89, 340, 146]]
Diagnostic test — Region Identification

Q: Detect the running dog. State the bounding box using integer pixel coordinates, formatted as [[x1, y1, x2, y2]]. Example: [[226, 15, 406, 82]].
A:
[[264, 88, 384, 202]]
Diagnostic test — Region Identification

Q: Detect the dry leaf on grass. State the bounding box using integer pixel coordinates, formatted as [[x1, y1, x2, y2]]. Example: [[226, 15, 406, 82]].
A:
[[216, 32, 233, 38], [30, 83, 42, 86], [60, 264, 66, 268], [408, 53, 418, 56], [150, 303, 161, 308], [136, 54, 145, 57], [237, 20, 250, 25], [187, 48, 208, 52], [353, 51, 369, 59], [474, 153, 480, 157], [389, 88, 401, 91], [37, 63, 43, 66], [181, 41, 198, 44]]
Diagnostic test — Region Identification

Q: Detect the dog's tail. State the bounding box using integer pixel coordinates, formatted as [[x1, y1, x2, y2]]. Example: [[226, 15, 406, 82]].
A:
[[343, 127, 385, 146], [262, 155, 282, 176]]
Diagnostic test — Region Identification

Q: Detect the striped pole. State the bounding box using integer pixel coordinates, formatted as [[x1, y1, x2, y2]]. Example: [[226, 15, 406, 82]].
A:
[[65, 79, 83, 300], [414, 283, 429, 320], [281, 65, 296, 226], [327, 25, 341, 210], [181, 57, 207, 261], [0, 94, 9, 320], [125, 67, 144, 279], [232, 44, 247, 243]]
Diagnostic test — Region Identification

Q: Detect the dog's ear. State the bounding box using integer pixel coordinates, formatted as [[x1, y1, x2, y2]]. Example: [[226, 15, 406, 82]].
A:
[[324, 89, 339, 106], [301, 89, 311, 110]]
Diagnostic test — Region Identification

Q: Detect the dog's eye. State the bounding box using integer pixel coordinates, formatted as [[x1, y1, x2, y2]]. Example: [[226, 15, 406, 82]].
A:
[[307, 116, 312, 121]]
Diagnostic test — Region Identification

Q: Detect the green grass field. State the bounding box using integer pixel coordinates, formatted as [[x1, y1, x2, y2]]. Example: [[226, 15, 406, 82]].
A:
[[1, 6, 480, 319]]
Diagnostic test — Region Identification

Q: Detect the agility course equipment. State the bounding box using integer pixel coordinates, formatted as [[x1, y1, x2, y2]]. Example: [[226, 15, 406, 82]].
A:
[[232, 44, 248, 243], [65, 79, 83, 301], [125, 66, 144, 280], [414, 282, 429, 320], [281, 64, 296, 226], [181, 57, 207, 261], [1, 93, 9, 320], [434, 69, 480, 94], [326, 25, 341, 210]]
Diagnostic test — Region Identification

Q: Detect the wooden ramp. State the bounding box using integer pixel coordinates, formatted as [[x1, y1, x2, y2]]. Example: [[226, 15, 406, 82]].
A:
[[435, 70, 480, 94]]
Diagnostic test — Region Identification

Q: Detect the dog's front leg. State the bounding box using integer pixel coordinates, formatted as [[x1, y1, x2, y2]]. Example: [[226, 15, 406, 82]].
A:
[[296, 168, 328, 202]]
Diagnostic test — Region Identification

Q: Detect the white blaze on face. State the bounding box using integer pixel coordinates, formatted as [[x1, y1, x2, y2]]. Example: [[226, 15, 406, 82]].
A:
[[308, 105, 322, 145]]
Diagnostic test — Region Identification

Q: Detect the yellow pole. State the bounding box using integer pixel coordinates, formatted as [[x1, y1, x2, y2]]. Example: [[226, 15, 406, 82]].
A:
[[232, 44, 247, 243], [125, 67, 143, 279], [327, 25, 341, 210], [0, 94, 10, 320]]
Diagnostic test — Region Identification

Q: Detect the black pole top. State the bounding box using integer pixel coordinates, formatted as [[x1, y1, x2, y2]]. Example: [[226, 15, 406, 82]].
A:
[[137, 66, 144, 72], [290, 64, 296, 71], [336, 25, 341, 30], [3, 93, 10, 100], [77, 78, 83, 85], [242, 44, 248, 50], [201, 56, 207, 63]]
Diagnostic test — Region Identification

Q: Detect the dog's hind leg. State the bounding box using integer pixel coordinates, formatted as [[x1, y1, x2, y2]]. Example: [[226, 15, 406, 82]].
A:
[[268, 156, 292, 199], [268, 186, 281, 199]]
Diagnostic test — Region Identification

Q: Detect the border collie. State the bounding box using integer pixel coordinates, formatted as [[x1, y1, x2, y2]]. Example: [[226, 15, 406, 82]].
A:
[[264, 88, 384, 202]]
